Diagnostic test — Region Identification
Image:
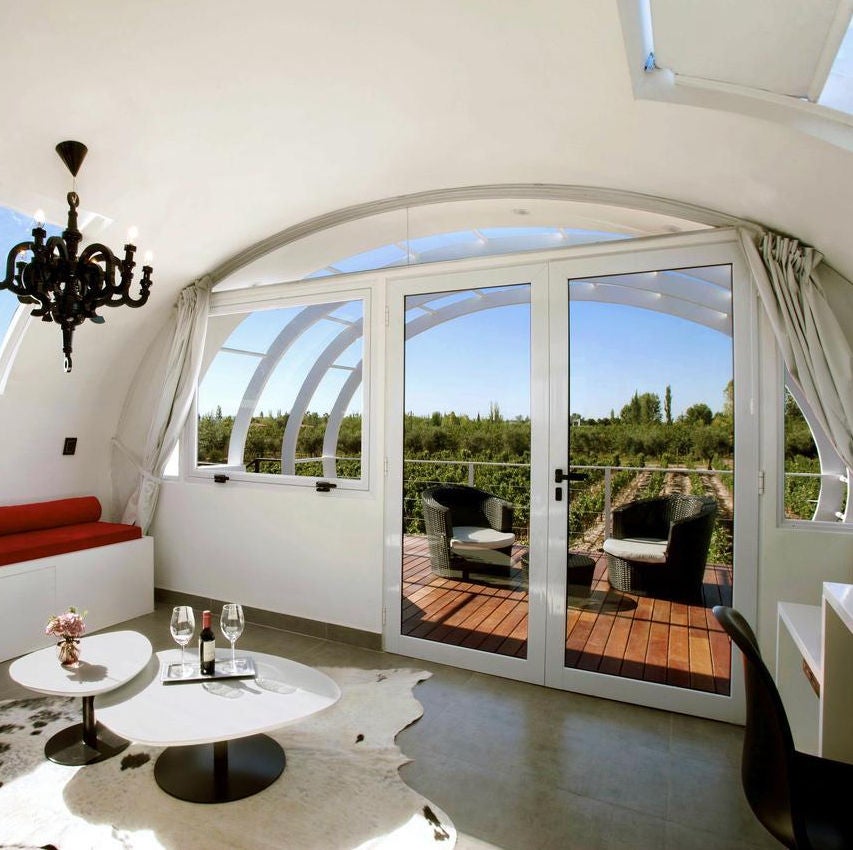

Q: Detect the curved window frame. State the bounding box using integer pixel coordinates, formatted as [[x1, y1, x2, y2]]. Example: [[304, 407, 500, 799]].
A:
[[187, 183, 765, 505], [0, 304, 29, 394], [781, 370, 851, 528], [198, 218, 708, 494]]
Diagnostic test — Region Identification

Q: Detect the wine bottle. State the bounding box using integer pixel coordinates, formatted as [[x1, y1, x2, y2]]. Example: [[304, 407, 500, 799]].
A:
[[199, 609, 216, 675]]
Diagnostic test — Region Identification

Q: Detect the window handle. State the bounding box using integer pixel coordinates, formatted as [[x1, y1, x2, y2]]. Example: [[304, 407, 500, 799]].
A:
[[316, 481, 337, 493]]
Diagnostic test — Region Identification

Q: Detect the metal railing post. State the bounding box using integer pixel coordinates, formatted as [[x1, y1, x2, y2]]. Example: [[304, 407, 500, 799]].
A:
[[468, 462, 475, 487], [603, 466, 612, 538]]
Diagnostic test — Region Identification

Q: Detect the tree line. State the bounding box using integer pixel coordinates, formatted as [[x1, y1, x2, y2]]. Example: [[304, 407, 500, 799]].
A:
[[197, 380, 815, 473], [197, 406, 362, 466]]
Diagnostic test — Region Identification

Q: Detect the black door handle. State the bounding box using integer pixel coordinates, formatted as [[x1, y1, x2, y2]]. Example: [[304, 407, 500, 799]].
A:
[[554, 468, 588, 483]]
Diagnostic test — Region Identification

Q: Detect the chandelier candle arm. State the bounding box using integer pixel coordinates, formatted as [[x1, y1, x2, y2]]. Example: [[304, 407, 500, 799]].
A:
[[0, 141, 153, 372]]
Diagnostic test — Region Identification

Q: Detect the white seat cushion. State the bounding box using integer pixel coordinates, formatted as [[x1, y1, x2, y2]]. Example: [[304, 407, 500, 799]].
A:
[[451, 526, 515, 551], [602, 537, 668, 563]]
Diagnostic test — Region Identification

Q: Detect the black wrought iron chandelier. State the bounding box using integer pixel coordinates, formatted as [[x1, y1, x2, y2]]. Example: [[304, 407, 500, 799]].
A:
[[0, 141, 153, 372]]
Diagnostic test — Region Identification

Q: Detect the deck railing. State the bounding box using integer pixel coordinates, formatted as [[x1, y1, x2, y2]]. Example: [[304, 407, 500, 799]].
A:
[[401, 458, 736, 555], [239, 454, 845, 527]]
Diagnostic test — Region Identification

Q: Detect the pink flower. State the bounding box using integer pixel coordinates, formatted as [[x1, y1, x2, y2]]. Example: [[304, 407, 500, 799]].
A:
[[45, 607, 87, 639]]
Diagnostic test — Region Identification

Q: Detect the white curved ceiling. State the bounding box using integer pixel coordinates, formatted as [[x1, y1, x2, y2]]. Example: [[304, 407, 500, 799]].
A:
[[1, 0, 852, 344]]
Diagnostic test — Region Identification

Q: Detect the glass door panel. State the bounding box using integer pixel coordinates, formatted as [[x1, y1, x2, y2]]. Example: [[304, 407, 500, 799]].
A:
[[385, 261, 549, 683], [401, 282, 532, 658], [564, 266, 734, 695], [545, 248, 756, 722]]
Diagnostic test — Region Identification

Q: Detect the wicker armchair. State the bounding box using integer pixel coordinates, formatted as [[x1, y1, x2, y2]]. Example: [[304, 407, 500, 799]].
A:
[[421, 484, 515, 578], [603, 494, 717, 603]]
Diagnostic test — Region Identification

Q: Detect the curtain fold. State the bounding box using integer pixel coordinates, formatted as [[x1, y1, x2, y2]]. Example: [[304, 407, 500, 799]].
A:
[[738, 229, 853, 472], [121, 275, 212, 532]]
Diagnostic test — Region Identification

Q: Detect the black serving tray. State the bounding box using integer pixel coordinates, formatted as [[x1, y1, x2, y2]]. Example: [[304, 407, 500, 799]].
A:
[[160, 657, 257, 684]]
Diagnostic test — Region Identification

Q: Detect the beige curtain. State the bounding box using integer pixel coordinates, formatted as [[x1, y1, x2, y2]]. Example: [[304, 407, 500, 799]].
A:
[[120, 275, 212, 532], [739, 229, 853, 472]]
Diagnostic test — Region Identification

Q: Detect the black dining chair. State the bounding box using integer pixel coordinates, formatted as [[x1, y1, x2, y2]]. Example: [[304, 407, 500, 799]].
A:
[[712, 605, 853, 849]]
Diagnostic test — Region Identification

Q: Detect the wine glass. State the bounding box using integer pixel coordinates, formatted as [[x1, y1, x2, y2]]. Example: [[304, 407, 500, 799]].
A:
[[220, 603, 245, 673], [169, 606, 195, 677]]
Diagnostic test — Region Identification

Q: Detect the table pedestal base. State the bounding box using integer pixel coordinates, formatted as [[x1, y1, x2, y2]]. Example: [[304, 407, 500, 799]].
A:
[[154, 734, 285, 803], [45, 695, 130, 766]]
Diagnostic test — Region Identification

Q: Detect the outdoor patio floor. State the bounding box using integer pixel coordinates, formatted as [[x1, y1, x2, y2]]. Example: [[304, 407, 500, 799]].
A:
[[401, 535, 733, 694]]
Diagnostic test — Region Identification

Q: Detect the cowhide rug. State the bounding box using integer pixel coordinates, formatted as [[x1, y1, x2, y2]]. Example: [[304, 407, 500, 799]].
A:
[[0, 667, 455, 849]]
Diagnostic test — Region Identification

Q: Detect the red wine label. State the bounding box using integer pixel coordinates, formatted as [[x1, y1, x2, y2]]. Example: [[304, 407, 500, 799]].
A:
[[202, 641, 215, 662]]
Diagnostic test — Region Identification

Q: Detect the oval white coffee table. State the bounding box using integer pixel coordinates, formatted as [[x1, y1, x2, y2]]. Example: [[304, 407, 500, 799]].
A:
[[96, 648, 341, 803], [9, 630, 152, 766]]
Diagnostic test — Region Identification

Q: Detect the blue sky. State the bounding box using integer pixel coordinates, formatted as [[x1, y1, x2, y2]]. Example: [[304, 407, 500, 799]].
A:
[[404, 298, 731, 420], [199, 279, 732, 422], [569, 302, 732, 419], [406, 297, 531, 419], [0, 206, 62, 335]]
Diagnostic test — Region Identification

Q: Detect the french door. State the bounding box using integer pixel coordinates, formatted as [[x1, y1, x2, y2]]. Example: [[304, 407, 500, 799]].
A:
[[384, 231, 758, 720], [383, 262, 550, 683]]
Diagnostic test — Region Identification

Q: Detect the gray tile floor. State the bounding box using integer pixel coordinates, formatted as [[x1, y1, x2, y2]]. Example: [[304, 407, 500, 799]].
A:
[[0, 605, 778, 850]]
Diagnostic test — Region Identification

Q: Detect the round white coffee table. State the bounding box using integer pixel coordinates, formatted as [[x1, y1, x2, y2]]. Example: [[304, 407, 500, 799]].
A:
[[96, 648, 341, 803], [9, 630, 152, 766]]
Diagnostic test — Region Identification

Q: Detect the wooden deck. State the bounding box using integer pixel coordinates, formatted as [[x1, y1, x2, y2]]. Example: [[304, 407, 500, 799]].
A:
[[401, 535, 732, 694], [402, 535, 530, 656]]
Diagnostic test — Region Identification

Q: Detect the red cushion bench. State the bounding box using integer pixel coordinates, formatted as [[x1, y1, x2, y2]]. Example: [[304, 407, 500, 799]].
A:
[[0, 496, 142, 567], [0, 496, 153, 661]]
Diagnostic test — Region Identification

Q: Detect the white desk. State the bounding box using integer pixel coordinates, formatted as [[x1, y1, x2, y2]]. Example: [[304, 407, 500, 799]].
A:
[[777, 582, 853, 763], [9, 630, 152, 765], [96, 648, 341, 802]]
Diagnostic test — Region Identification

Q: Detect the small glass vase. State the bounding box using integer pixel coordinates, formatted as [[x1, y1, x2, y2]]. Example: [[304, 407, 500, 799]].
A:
[[57, 637, 81, 668]]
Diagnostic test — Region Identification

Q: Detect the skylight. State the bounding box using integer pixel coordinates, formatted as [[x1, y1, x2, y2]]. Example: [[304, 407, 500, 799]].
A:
[[819, 20, 853, 114], [631, 1, 853, 144]]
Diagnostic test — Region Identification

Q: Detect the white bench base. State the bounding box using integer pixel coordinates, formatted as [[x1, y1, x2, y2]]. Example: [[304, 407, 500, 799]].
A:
[[0, 536, 154, 662]]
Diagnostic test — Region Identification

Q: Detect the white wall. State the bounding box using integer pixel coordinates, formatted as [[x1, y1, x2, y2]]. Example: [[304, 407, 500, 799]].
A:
[[150, 480, 385, 632], [146, 276, 388, 634], [0, 304, 167, 515], [1, 2, 849, 651]]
